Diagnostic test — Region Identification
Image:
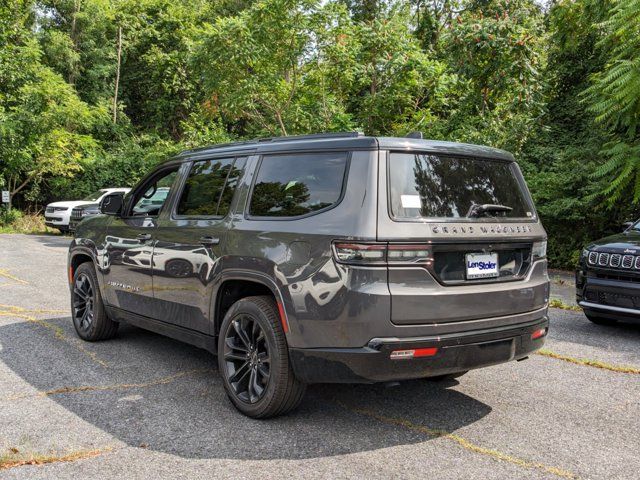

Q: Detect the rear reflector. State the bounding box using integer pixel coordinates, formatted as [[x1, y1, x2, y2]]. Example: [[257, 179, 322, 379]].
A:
[[276, 300, 289, 334], [531, 328, 547, 340], [390, 347, 438, 360]]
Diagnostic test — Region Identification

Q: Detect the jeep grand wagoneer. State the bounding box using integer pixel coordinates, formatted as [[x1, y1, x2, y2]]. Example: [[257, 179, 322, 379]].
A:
[[68, 132, 550, 418]]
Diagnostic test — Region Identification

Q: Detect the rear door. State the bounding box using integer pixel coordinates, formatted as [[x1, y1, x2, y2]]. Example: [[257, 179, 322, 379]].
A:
[[377, 150, 548, 328], [151, 155, 248, 333], [102, 165, 181, 317]]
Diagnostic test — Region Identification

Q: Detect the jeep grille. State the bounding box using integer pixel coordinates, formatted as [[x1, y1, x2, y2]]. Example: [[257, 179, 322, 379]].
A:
[[598, 253, 610, 266], [587, 250, 640, 272]]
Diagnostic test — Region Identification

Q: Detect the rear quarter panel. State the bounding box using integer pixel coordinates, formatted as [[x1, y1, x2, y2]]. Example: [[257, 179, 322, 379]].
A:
[[222, 150, 385, 349]]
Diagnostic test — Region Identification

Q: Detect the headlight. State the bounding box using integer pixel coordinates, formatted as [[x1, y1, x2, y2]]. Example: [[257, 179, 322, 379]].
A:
[[532, 240, 547, 260], [82, 208, 99, 217]]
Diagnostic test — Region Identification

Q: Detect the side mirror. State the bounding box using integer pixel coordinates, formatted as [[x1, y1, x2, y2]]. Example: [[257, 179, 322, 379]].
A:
[[100, 193, 124, 216], [623, 221, 634, 231]]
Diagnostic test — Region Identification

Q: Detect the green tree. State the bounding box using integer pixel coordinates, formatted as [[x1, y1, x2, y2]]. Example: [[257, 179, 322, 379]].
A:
[[519, 0, 624, 267], [345, 5, 458, 135], [584, 0, 640, 203], [194, 0, 356, 136], [0, 1, 104, 206], [117, 0, 212, 139], [440, 0, 546, 153]]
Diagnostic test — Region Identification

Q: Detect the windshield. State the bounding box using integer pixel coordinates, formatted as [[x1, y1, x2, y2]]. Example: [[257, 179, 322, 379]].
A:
[[630, 220, 640, 232], [82, 190, 106, 202], [388, 153, 533, 220]]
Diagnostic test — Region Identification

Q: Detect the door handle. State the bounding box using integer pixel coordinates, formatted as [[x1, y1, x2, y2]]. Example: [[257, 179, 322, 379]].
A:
[[137, 233, 152, 242], [200, 236, 220, 246]]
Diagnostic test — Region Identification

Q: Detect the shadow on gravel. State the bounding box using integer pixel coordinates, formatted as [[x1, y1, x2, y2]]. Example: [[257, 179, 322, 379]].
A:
[[550, 310, 640, 354], [30, 234, 72, 249], [0, 317, 491, 461]]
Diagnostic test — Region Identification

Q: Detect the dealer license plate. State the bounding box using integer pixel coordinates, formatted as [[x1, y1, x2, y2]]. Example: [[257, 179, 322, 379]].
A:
[[465, 252, 499, 279]]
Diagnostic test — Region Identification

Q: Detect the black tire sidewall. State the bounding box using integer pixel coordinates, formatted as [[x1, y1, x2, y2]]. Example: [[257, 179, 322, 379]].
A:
[[71, 263, 110, 341], [218, 297, 286, 417]]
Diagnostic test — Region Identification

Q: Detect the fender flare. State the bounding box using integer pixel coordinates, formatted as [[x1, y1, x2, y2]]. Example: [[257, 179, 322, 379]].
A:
[[210, 269, 292, 336], [68, 243, 102, 291]]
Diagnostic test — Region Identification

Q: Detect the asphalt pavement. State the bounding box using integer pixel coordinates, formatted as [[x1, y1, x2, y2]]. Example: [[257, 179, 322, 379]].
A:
[[0, 234, 638, 479]]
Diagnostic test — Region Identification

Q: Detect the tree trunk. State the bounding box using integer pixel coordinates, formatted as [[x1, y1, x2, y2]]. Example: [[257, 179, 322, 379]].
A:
[[275, 111, 287, 136], [68, 0, 82, 85], [113, 26, 123, 124]]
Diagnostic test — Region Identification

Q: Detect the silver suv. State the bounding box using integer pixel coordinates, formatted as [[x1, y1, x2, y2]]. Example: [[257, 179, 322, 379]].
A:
[[68, 132, 550, 418]]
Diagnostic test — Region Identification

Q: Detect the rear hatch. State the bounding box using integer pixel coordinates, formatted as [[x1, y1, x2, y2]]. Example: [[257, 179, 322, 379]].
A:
[[377, 150, 548, 326]]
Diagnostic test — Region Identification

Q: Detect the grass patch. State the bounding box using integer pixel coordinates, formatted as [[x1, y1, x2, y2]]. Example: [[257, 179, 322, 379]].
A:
[[549, 298, 582, 311], [0, 212, 59, 235], [0, 447, 112, 470], [536, 349, 640, 374]]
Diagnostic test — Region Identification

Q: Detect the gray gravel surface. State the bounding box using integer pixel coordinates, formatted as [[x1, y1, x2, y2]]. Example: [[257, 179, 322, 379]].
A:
[[1, 234, 639, 479]]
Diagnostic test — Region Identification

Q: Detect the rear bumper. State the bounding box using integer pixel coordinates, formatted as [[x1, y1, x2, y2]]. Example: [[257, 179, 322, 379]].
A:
[[289, 316, 548, 383]]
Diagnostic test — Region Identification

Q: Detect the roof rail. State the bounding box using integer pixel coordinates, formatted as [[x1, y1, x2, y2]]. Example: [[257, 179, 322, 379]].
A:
[[178, 131, 364, 156], [257, 131, 364, 143]]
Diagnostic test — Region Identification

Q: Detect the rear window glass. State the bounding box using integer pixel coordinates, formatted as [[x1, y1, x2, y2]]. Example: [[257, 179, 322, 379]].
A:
[[389, 153, 532, 219], [249, 152, 348, 217]]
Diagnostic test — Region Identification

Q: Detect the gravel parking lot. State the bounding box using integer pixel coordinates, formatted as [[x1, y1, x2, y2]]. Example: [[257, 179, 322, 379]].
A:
[[1, 234, 639, 479]]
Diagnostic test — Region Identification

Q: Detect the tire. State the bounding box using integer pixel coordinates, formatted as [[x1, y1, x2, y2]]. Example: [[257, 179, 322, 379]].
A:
[[426, 371, 468, 382], [71, 262, 119, 341], [218, 295, 306, 418], [585, 312, 618, 326]]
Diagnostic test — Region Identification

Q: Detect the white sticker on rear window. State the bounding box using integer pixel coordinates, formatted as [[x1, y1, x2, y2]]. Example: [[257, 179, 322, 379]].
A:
[[401, 195, 421, 209]]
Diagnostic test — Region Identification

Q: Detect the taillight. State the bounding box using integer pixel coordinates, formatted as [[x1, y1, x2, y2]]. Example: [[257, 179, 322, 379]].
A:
[[333, 243, 386, 265], [333, 242, 432, 266], [387, 244, 433, 266]]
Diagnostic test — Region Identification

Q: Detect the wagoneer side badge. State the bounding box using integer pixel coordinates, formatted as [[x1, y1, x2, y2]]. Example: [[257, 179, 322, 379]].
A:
[[107, 280, 141, 292]]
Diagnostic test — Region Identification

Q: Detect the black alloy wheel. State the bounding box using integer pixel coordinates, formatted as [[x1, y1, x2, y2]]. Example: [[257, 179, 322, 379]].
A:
[[223, 315, 271, 404], [73, 272, 95, 334], [217, 296, 306, 418], [70, 262, 119, 341]]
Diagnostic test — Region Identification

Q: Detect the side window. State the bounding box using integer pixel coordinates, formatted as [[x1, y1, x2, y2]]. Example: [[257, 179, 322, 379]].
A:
[[131, 168, 179, 217], [217, 157, 247, 216], [249, 152, 348, 217], [176, 156, 246, 217]]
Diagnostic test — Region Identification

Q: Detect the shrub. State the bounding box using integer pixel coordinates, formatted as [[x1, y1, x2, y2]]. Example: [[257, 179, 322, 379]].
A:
[[0, 208, 23, 226]]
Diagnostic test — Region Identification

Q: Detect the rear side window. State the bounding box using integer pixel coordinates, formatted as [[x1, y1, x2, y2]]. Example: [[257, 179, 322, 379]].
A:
[[176, 157, 246, 217], [249, 152, 348, 217], [388, 153, 533, 220]]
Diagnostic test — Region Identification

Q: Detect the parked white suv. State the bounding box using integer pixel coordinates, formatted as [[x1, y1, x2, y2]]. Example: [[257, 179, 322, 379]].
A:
[[45, 188, 130, 232]]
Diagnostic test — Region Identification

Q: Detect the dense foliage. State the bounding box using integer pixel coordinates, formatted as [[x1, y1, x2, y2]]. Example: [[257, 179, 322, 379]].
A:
[[1, 0, 639, 267]]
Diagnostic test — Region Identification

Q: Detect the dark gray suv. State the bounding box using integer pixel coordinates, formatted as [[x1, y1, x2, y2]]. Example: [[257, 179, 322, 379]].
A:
[[68, 132, 550, 418]]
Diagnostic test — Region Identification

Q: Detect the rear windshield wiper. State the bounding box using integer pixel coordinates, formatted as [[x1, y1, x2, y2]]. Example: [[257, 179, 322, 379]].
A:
[[466, 203, 513, 218]]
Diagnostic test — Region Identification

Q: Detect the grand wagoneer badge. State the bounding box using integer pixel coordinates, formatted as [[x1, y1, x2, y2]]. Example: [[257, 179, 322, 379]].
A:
[[430, 224, 534, 235]]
